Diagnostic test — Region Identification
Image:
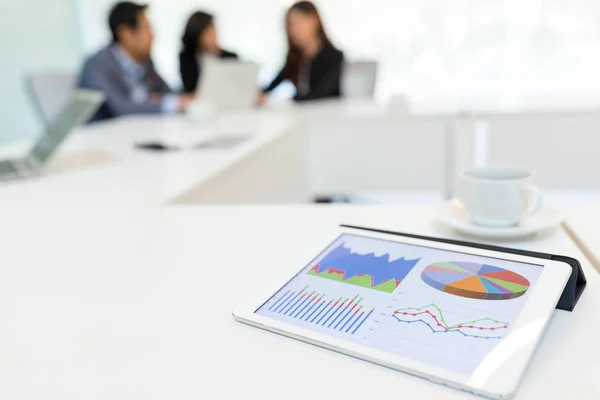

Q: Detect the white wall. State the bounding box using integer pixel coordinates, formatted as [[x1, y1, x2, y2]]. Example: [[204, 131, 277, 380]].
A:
[[486, 112, 600, 189], [0, 0, 82, 144], [78, 0, 600, 103]]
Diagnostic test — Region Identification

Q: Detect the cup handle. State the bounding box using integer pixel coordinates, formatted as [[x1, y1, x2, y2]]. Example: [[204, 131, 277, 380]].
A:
[[523, 185, 542, 216]]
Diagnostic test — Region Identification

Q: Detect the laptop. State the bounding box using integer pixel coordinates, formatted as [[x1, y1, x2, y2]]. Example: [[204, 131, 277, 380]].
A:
[[0, 89, 104, 179], [26, 73, 78, 126], [195, 58, 260, 111]]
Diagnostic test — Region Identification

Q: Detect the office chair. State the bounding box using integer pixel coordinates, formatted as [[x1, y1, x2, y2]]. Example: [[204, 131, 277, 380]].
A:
[[341, 61, 378, 98], [26, 73, 77, 125]]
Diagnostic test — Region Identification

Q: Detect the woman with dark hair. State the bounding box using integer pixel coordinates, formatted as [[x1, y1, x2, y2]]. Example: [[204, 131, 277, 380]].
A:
[[179, 11, 237, 93], [259, 1, 344, 104]]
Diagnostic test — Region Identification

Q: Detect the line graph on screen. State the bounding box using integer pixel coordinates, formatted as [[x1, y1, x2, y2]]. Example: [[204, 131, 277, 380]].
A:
[[391, 303, 509, 339]]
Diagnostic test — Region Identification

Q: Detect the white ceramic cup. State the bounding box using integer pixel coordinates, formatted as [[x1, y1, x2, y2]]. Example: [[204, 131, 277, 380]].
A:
[[457, 166, 542, 227]]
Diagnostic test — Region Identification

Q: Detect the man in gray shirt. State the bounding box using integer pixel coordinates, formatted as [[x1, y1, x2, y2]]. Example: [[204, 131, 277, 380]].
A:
[[79, 2, 195, 122]]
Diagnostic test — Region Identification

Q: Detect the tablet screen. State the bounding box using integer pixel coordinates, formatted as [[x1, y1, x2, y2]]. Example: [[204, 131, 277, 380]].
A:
[[255, 233, 543, 375]]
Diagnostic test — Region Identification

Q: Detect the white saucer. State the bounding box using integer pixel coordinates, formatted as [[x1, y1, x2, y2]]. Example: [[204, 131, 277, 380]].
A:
[[435, 200, 564, 239]]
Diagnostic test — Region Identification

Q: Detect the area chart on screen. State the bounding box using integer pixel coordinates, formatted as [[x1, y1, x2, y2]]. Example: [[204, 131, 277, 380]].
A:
[[307, 242, 420, 293]]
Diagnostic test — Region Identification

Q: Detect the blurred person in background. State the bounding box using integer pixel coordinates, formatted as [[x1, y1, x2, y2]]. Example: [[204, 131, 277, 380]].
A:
[[79, 2, 195, 122], [258, 1, 344, 104], [179, 11, 238, 93]]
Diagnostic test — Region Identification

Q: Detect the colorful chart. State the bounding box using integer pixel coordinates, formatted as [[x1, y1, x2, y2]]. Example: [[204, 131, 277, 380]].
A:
[[307, 243, 420, 293], [391, 303, 509, 339], [266, 286, 374, 335], [421, 262, 531, 300]]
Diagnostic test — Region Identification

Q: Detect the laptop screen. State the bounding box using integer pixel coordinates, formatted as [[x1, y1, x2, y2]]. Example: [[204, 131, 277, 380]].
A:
[[30, 90, 104, 164]]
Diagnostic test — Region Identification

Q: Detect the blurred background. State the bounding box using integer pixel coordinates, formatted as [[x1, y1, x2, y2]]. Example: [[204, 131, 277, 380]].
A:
[[6, 0, 600, 143], [2, 0, 600, 207]]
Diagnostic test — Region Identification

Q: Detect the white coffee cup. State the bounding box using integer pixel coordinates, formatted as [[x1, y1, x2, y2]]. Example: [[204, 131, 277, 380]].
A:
[[457, 166, 542, 227]]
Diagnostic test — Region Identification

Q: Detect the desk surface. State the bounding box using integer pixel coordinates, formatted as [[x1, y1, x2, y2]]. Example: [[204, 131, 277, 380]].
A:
[[0, 113, 295, 206], [0, 205, 597, 399]]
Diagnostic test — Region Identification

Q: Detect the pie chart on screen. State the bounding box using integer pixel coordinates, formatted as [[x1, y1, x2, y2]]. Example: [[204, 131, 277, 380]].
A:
[[421, 262, 531, 300]]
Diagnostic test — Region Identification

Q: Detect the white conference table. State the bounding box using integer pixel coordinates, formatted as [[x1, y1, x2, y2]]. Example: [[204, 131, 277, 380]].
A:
[[8, 97, 600, 207], [0, 205, 597, 399], [0, 100, 468, 206], [0, 111, 307, 206]]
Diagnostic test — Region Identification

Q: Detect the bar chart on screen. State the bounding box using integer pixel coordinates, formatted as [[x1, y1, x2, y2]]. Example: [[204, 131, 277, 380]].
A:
[[265, 285, 376, 335]]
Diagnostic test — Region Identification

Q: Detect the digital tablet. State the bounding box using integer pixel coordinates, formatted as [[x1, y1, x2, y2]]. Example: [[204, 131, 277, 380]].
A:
[[233, 226, 572, 399]]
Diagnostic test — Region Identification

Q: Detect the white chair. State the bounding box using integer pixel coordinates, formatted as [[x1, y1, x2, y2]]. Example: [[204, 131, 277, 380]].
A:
[[26, 73, 77, 125], [341, 61, 378, 98]]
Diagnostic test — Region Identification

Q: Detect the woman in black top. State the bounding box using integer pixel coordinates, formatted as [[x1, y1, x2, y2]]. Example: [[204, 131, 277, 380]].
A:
[[179, 12, 238, 93], [259, 1, 344, 104]]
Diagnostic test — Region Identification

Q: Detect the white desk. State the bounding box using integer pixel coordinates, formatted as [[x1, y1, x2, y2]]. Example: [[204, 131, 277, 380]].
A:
[[0, 205, 597, 399], [0, 112, 308, 206]]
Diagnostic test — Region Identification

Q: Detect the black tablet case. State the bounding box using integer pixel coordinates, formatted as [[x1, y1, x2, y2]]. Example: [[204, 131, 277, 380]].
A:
[[341, 225, 587, 312]]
